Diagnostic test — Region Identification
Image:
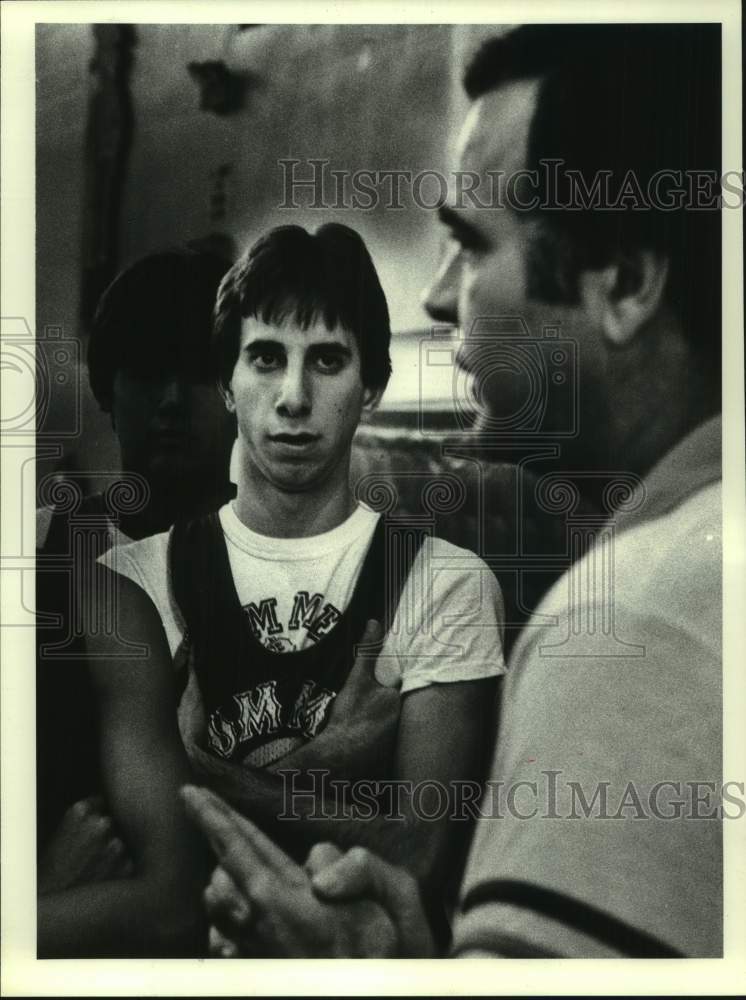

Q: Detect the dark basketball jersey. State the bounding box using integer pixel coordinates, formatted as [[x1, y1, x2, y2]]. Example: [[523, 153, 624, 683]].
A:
[[169, 512, 425, 766]]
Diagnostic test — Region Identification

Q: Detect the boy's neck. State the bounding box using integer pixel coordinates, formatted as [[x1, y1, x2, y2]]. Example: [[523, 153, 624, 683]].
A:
[[232, 479, 358, 539]]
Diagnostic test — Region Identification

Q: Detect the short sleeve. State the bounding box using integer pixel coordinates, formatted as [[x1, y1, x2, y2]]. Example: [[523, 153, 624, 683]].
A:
[[376, 537, 506, 694], [98, 531, 181, 656]]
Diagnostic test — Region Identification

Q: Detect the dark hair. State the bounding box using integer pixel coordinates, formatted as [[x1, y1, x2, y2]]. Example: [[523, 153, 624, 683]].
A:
[[213, 223, 392, 392], [87, 248, 232, 411], [464, 24, 721, 372]]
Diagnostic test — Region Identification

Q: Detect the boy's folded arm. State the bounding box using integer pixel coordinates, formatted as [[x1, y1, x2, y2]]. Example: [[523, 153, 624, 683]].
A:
[[38, 569, 207, 957], [189, 673, 498, 895]]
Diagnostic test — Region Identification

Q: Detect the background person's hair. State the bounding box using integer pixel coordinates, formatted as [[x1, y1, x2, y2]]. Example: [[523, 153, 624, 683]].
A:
[[87, 248, 232, 412], [213, 223, 393, 393], [465, 24, 722, 375]]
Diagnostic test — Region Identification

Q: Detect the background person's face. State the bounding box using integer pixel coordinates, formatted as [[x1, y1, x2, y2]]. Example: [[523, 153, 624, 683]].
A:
[[227, 315, 376, 496], [423, 81, 607, 440], [111, 366, 234, 486]]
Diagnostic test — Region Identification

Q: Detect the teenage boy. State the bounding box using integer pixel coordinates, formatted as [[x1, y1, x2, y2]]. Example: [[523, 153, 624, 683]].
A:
[[46, 223, 504, 956]]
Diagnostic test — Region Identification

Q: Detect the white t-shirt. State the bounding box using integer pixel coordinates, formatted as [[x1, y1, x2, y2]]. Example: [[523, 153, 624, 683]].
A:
[[102, 502, 506, 694]]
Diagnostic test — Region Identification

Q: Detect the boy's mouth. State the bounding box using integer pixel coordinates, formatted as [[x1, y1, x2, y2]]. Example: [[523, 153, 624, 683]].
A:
[[269, 433, 320, 447]]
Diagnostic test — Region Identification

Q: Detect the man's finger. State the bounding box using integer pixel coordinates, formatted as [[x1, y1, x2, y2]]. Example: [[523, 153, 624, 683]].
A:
[[311, 847, 433, 957], [304, 841, 344, 877], [312, 846, 414, 912], [83, 794, 107, 815], [209, 864, 251, 924], [204, 880, 251, 944], [181, 784, 301, 884], [311, 847, 377, 899], [209, 923, 240, 959]]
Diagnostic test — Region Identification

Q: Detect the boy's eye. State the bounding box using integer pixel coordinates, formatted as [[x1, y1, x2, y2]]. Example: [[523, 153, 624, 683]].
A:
[[248, 350, 283, 371], [314, 352, 345, 374]]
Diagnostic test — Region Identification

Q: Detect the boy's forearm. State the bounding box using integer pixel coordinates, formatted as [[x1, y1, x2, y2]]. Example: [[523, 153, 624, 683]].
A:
[[191, 753, 445, 887]]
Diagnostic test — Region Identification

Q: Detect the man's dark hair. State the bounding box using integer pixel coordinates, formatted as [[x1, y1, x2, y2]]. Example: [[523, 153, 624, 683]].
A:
[[213, 223, 392, 392], [87, 248, 232, 412], [465, 24, 722, 373]]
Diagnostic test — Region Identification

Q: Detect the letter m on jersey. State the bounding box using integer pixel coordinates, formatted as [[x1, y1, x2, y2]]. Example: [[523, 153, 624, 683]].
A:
[[207, 680, 284, 757], [289, 680, 335, 738], [243, 598, 282, 639], [234, 681, 284, 741]]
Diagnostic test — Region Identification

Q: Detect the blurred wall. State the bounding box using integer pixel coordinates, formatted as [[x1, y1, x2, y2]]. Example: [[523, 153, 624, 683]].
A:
[[36, 23, 504, 490]]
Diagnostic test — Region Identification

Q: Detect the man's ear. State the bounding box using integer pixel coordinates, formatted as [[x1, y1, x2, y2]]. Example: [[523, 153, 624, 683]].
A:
[[362, 385, 384, 412], [220, 382, 236, 413], [579, 251, 669, 347]]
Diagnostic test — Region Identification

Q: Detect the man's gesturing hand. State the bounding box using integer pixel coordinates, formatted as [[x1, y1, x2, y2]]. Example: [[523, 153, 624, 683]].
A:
[[180, 784, 398, 958]]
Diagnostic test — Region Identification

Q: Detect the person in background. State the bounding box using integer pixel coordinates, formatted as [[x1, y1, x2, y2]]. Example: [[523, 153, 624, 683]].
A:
[[183, 22, 724, 959], [37, 248, 235, 929]]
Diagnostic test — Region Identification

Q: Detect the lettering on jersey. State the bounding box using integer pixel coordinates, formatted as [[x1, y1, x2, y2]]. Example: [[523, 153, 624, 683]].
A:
[[306, 604, 342, 642], [244, 591, 342, 649], [243, 598, 282, 640], [206, 679, 335, 758], [207, 680, 283, 757], [265, 635, 297, 652], [288, 680, 336, 738], [207, 712, 238, 759], [289, 591, 325, 630], [234, 681, 283, 738]]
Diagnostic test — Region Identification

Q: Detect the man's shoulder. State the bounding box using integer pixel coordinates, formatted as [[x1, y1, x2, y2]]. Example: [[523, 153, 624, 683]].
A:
[[608, 478, 721, 635], [513, 478, 722, 671]]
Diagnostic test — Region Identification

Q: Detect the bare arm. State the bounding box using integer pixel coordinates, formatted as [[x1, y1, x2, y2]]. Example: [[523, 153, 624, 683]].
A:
[[38, 569, 207, 957]]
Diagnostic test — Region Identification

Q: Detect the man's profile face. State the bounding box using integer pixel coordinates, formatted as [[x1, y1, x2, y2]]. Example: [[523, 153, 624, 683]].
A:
[[423, 79, 604, 434], [227, 315, 376, 495]]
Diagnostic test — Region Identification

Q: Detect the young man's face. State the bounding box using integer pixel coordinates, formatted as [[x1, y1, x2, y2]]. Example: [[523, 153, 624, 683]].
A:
[[423, 79, 607, 438], [226, 315, 379, 495]]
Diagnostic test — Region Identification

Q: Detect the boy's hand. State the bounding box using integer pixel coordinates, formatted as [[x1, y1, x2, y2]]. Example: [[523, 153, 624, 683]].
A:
[[38, 796, 134, 895]]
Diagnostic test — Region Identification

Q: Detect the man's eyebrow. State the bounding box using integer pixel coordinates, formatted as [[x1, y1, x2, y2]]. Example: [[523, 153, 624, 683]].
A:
[[437, 205, 489, 247]]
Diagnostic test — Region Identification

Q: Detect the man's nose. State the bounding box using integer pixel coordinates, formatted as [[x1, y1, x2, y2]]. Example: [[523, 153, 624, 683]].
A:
[[275, 363, 311, 418], [421, 244, 460, 324]]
